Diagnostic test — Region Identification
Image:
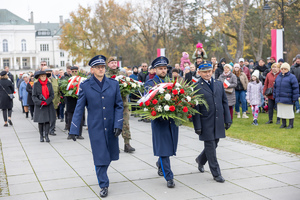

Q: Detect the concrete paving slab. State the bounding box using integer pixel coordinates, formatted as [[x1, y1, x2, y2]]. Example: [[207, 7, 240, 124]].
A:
[[254, 186, 300, 200]]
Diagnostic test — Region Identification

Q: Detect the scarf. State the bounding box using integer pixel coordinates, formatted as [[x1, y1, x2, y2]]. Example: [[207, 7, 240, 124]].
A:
[[149, 73, 156, 79], [38, 78, 49, 100], [223, 71, 231, 76]]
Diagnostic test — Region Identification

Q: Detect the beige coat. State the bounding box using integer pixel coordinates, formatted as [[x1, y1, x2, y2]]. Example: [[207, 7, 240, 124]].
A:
[[239, 72, 248, 90]]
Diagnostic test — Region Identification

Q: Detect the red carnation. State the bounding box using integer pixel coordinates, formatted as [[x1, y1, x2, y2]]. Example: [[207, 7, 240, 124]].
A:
[[180, 89, 185, 94], [169, 105, 176, 112], [152, 99, 158, 105], [111, 75, 116, 79], [145, 101, 150, 106], [183, 106, 188, 113], [151, 111, 157, 116], [187, 114, 192, 118], [167, 86, 173, 90], [172, 90, 178, 95], [139, 102, 143, 107]]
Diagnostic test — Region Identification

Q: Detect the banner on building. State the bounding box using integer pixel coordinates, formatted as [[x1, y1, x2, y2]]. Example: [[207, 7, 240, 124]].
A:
[[157, 48, 166, 57], [271, 29, 283, 62]]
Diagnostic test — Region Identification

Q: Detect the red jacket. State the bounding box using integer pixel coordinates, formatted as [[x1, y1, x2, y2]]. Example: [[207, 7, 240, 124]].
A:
[[263, 71, 280, 100], [241, 66, 250, 81]]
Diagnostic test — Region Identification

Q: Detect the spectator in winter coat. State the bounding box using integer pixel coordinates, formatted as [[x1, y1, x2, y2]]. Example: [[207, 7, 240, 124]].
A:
[[239, 58, 251, 81], [233, 64, 249, 118], [174, 64, 183, 77], [273, 63, 299, 129], [246, 70, 263, 125], [218, 64, 237, 119], [185, 64, 200, 84], [19, 74, 30, 118], [172, 68, 183, 83], [278, 58, 284, 66], [214, 58, 226, 80], [263, 63, 281, 124], [267, 56, 276, 69], [253, 59, 269, 84], [291, 54, 300, 113], [249, 59, 255, 73], [129, 66, 139, 81], [211, 57, 217, 66], [0, 71, 14, 127], [138, 63, 149, 83]]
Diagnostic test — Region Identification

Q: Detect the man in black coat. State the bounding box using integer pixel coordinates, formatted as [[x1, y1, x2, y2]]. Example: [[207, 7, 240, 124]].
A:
[[192, 62, 232, 183], [138, 63, 149, 83], [214, 58, 226, 80]]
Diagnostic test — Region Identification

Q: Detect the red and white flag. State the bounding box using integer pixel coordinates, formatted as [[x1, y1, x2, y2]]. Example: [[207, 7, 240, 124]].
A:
[[157, 48, 166, 57], [117, 61, 122, 68], [271, 29, 283, 61]]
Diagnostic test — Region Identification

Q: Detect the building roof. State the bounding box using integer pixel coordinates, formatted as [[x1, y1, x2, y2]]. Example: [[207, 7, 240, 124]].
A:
[[0, 9, 32, 25], [34, 23, 63, 36]]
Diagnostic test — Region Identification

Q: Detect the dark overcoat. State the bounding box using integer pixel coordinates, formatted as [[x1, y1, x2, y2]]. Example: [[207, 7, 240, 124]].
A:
[[26, 82, 34, 106], [145, 76, 179, 157], [70, 76, 123, 166], [192, 77, 232, 141], [0, 79, 14, 109], [32, 81, 56, 123]]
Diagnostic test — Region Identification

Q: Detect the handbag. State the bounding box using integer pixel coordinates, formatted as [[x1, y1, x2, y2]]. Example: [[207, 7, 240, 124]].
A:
[[265, 87, 273, 96], [225, 88, 234, 94], [0, 83, 15, 99]]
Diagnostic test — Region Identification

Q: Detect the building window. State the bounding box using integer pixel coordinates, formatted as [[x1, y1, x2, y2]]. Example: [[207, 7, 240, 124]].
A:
[[60, 51, 64, 57], [21, 39, 26, 51], [60, 61, 65, 67], [22, 58, 27, 67], [3, 59, 9, 67], [40, 44, 49, 51], [37, 30, 51, 36], [3, 39, 8, 52], [41, 58, 50, 66]]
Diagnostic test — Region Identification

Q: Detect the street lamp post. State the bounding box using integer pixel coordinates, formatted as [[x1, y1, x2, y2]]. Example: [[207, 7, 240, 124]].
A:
[[263, 0, 285, 61]]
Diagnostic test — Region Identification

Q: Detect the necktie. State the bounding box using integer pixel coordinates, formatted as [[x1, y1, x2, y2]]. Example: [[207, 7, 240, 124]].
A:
[[208, 80, 211, 85]]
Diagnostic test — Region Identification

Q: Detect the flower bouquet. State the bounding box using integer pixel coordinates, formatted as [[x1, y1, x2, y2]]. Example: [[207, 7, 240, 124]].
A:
[[59, 75, 87, 98], [136, 80, 207, 126], [110, 75, 144, 98]]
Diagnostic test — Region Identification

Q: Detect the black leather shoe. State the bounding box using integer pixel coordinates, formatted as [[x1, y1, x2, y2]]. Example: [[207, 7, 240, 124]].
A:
[[124, 144, 135, 153], [3, 123, 8, 127], [195, 157, 204, 173], [279, 124, 286, 128], [156, 161, 164, 176], [214, 175, 225, 183], [8, 119, 13, 126], [265, 120, 273, 124], [67, 135, 72, 140], [76, 135, 84, 139], [49, 132, 56, 136], [40, 136, 44, 142], [276, 120, 280, 124], [286, 125, 293, 129], [100, 187, 108, 197], [167, 179, 175, 188]]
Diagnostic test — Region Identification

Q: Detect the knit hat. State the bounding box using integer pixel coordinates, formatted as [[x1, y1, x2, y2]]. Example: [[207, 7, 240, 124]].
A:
[[295, 54, 300, 59], [196, 43, 203, 49], [184, 66, 190, 70], [252, 70, 260, 79], [233, 63, 240, 68], [280, 62, 290, 71], [249, 59, 254, 63], [224, 64, 232, 71], [278, 58, 284, 63]]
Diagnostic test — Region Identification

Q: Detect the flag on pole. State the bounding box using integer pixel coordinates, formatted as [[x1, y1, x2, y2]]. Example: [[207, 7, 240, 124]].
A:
[[271, 29, 283, 62], [117, 61, 122, 68], [157, 48, 166, 57]]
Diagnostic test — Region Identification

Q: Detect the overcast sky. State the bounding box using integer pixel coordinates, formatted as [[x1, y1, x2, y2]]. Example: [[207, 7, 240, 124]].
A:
[[1, 0, 133, 23]]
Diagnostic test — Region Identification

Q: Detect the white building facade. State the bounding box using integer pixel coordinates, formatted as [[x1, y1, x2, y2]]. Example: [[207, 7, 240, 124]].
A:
[[0, 9, 80, 70]]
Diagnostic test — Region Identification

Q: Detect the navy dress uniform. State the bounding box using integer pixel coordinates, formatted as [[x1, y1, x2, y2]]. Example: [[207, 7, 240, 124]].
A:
[[192, 63, 232, 183], [144, 56, 178, 188], [70, 55, 123, 196]]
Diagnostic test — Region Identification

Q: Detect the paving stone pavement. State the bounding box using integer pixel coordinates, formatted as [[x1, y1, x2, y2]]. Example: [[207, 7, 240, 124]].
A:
[[0, 99, 300, 200]]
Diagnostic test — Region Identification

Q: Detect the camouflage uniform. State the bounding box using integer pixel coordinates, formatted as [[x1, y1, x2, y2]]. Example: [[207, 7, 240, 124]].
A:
[[106, 68, 131, 144]]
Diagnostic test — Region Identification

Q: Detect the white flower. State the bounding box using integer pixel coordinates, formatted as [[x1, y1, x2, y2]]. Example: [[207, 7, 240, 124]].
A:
[[195, 100, 199, 105], [164, 105, 170, 111], [126, 77, 130, 82], [186, 96, 191, 102], [123, 83, 127, 87], [143, 108, 148, 111], [132, 83, 137, 88], [157, 106, 162, 112], [175, 83, 181, 88], [159, 88, 165, 94], [164, 93, 171, 101]]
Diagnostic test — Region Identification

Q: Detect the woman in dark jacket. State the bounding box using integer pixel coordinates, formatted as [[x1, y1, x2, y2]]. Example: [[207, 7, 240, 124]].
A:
[[32, 71, 56, 142], [26, 75, 35, 120], [214, 58, 226, 80], [0, 71, 14, 126], [273, 63, 299, 129]]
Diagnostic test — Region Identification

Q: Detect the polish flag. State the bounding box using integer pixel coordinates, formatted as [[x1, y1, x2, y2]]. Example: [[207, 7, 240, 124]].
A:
[[223, 79, 230, 89], [271, 29, 283, 61], [117, 61, 122, 68], [157, 48, 166, 57]]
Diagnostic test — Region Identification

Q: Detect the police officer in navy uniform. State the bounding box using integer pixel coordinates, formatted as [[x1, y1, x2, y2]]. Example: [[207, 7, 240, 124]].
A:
[[144, 56, 178, 188], [69, 55, 123, 198], [192, 62, 232, 183]]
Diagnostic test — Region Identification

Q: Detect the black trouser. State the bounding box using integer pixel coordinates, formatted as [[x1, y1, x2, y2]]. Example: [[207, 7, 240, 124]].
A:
[[268, 99, 280, 121], [50, 115, 56, 133], [197, 139, 221, 177], [66, 112, 84, 136], [56, 108, 60, 119], [29, 105, 34, 118], [2, 109, 12, 122], [39, 122, 50, 136]]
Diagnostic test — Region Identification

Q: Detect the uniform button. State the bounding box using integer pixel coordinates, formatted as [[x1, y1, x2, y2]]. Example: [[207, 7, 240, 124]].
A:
[[104, 118, 106, 120], [102, 97, 104, 99], [105, 128, 107, 130], [103, 107, 105, 109]]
